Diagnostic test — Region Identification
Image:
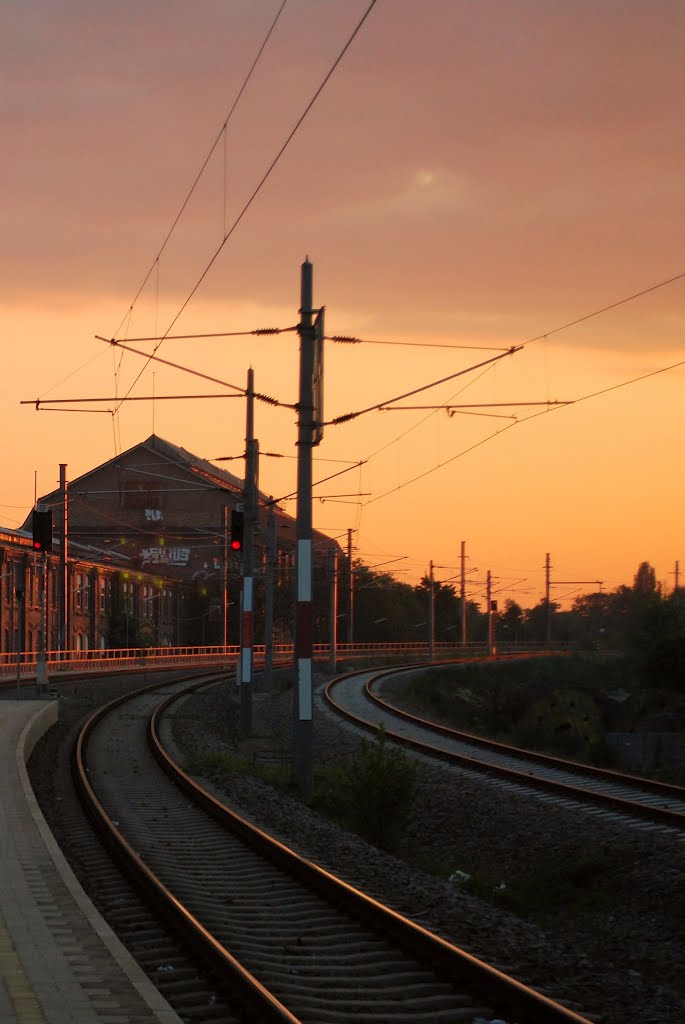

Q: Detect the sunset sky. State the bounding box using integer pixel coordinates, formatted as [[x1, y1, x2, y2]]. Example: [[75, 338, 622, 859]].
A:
[[3, 0, 685, 610]]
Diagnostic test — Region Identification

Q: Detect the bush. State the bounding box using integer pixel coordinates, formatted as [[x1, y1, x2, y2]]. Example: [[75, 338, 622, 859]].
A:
[[313, 728, 417, 851]]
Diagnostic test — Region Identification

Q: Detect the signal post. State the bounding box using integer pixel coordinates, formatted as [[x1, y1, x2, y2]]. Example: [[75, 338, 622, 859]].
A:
[[32, 505, 52, 689]]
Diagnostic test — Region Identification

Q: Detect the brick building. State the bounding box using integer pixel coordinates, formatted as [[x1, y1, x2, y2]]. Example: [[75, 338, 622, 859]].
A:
[[22, 434, 342, 650]]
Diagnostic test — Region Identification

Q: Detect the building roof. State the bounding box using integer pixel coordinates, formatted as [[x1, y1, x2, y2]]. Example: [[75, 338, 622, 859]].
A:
[[27, 434, 343, 557]]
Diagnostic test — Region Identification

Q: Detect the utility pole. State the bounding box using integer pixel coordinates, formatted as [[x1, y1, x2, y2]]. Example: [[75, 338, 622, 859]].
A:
[[37, 550, 48, 689], [240, 368, 258, 737], [460, 540, 466, 646], [486, 569, 494, 657], [59, 465, 68, 657], [328, 546, 338, 674], [263, 502, 276, 689], [428, 560, 435, 660], [294, 258, 319, 797], [222, 505, 229, 650], [674, 560, 680, 592], [347, 527, 354, 644], [15, 585, 24, 698], [545, 552, 552, 644]]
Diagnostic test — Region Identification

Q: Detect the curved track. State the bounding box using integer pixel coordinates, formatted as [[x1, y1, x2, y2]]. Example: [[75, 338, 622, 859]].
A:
[[74, 673, 593, 1024], [323, 663, 685, 833]]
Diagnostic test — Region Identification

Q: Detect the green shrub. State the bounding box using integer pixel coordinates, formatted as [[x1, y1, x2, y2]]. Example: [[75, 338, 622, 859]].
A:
[[313, 728, 417, 851]]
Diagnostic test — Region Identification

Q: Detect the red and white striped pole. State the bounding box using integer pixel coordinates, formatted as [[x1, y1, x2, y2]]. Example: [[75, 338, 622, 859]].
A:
[[239, 369, 257, 736], [294, 259, 316, 796]]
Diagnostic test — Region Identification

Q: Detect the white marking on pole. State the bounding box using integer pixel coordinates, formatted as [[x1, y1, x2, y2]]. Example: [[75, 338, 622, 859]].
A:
[[243, 576, 253, 610], [297, 658, 313, 720]]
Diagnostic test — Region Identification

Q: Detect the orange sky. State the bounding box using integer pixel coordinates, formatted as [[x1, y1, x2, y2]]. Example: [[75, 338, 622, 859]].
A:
[[3, 1, 685, 609]]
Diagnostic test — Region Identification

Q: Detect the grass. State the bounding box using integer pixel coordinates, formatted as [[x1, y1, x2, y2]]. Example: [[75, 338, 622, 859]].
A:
[[453, 851, 622, 922], [183, 748, 293, 789]]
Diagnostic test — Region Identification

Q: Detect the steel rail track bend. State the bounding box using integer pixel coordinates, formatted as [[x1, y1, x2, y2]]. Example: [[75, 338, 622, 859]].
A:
[[323, 661, 685, 830], [74, 674, 593, 1024], [74, 671, 298, 1024]]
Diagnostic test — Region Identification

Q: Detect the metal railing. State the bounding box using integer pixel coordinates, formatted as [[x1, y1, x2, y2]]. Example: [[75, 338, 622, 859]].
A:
[[0, 640, 568, 679]]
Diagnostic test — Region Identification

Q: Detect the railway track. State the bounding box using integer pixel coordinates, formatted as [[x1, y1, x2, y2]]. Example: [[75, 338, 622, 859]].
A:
[[72, 671, 593, 1024], [323, 663, 685, 834]]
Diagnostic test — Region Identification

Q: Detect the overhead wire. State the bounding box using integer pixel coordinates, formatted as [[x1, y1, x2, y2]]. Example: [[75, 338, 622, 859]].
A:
[[113, 0, 379, 413], [111, 0, 289, 341], [363, 350, 685, 508], [520, 269, 685, 349], [325, 346, 520, 426]]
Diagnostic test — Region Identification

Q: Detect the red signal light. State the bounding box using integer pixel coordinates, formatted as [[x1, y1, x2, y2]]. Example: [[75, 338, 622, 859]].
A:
[[230, 509, 244, 552], [32, 509, 53, 553]]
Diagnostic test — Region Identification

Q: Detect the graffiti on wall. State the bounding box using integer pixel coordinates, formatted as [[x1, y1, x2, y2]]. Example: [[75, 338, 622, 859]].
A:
[[141, 547, 190, 567]]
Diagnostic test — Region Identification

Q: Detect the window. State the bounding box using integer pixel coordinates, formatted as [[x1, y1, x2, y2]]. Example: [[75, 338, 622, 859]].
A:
[[120, 474, 162, 510]]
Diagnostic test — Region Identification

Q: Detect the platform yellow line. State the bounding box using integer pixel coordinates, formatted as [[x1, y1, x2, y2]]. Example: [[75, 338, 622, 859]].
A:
[[0, 909, 46, 1023]]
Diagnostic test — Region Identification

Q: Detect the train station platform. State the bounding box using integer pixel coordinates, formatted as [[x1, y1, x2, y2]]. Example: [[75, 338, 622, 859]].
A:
[[0, 699, 182, 1024]]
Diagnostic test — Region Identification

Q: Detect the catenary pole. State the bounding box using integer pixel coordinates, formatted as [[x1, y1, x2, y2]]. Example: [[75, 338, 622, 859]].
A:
[[263, 501, 276, 689], [347, 527, 354, 643], [486, 569, 493, 656], [223, 505, 229, 649], [294, 259, 316, 796], [428, 560, 435, 660], [59, 464, 68, 656], [240, 368, 257, 736], [328, 546, 338, 674], [545, 552, 552, 643], [460, 540, 467, 646]]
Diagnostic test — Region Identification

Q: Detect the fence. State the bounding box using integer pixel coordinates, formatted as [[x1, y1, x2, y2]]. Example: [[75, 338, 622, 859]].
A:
[[0, 640, 567, 680]]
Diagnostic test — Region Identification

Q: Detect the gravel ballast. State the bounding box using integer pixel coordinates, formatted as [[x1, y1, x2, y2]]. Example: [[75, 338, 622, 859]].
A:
[[169, 672, 685, 1024], [25, 669, 685, 1024]]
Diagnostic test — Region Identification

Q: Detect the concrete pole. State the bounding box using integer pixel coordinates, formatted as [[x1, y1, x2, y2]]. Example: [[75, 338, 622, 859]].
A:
[[222, 505, 229, 650], [294, 259, 315, 797], [486, 569, 493, 657], [240, 369, 257, 736], [428, 560, 435, 660], [59, 465, 68, 656], [263, 502, 276, 689], [460, 540, 466, 646], [328, 547, 338, 674], [36, 552, 48, 688], [347, 528, 354, 644], [545, 552, 552, 644]]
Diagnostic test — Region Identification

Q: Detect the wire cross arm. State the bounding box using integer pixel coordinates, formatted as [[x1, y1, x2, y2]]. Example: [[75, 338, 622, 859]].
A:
[[325, 346, 522, 426], [105, 325, 298, 343], [328, 334, 512, 352], [21, 404, 115, 414], [22, 394, 244, 407], [382, 400, 572, 410], [94, 335, 293, 409]]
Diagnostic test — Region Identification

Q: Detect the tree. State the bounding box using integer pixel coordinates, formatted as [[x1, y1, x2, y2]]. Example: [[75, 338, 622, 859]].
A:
[[500, 599, 524, 643], [633, 561, 660, 598]]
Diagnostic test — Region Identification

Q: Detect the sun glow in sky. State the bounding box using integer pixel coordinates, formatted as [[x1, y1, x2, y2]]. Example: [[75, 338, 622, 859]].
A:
[[3, 0, 685, 609]]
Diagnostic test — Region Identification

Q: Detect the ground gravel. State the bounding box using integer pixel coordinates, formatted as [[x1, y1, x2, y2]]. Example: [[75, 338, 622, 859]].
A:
[[169, 669, 685, 1024]]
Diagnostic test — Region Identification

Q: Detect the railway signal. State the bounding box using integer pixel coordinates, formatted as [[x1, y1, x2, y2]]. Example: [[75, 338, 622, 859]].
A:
[[230, 509, 244, 552], [32, 508, 53, 553]]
